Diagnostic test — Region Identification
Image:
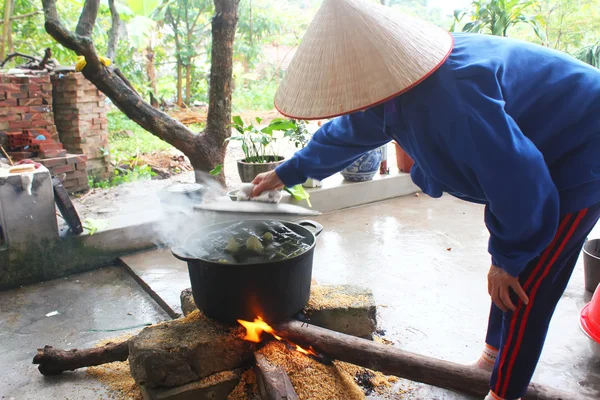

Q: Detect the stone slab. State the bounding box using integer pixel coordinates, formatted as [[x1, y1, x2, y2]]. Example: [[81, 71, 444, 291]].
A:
[[140, 370, 241, 400], [304, 284, 377, 339], [128, 315, 254, 388], [180, 284, 377, 339]]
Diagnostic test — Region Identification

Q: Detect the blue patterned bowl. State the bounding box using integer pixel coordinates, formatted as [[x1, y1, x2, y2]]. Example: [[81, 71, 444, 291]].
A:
[[341, 147, 383, 182]]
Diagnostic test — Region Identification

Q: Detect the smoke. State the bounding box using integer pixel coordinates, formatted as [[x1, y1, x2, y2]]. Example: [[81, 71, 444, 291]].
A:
[[148, 170, 229, 250]]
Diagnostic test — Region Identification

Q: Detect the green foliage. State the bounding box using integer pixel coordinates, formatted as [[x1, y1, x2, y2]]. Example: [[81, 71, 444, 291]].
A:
[[229, 116, 303, 163], [107, 110, 172, 155], [232, 78, 278, 111], [209, 164, 223, 176], [576, 42, 600, 68], [450, 0, 545, 40]]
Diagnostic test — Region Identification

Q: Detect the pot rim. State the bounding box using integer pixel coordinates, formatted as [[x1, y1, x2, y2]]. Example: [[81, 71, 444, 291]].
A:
[[173, 219, 320, 266], [583, 239, 600, 260], [237, 156, 285, 165]]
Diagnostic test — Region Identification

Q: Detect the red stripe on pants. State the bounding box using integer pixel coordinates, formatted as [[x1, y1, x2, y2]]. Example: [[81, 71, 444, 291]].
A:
[[498, 209, 587, 398], [493, 213, 573, 395]]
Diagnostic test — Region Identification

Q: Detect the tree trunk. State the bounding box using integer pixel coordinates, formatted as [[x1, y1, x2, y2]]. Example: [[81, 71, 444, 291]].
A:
[[176, 55, 183, 107], [185, 62, 192, 104], [1, 0, 12, 60], [145, 45, 158, 107], [106, 0, 121, 60], [41, 0, 236, 186], [197, 0, 240, 184]]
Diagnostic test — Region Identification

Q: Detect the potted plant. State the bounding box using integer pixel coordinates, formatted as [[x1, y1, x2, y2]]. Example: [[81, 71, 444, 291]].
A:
[[394, 142, 414, 173], [282, 119, 321, 188], [229, 116, 287, 183]]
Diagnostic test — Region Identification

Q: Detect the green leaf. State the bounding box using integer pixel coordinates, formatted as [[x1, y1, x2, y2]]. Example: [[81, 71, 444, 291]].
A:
[[232, 115, 244, 127], [284, 185, 312, 208], [255, 117, 263, 124], [209, 164, 223, 176], [126, 0, 160, 17], [82, 218, 109, 235]]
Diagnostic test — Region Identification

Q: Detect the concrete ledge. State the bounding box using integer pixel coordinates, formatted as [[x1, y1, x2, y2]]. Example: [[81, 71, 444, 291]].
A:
[[286, 172, 419, 213]]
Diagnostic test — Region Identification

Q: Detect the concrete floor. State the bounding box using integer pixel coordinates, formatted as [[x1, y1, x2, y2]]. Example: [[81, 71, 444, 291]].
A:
[[0, 267, 170, 399], [2, 194, 600, 399], [308, 194, 600, 399]]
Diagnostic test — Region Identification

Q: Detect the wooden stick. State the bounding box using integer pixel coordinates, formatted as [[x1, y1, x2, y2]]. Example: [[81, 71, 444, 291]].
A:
[[254, 353, 299, 400], [0, 144, 13, 165], [276, 320, 588, 400], [32, 342, 129, 375]]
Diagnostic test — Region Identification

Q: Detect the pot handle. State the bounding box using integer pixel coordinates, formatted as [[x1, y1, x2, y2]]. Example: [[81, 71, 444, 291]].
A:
[[171, 246, 194, 262], [297, 220, 323, 237]]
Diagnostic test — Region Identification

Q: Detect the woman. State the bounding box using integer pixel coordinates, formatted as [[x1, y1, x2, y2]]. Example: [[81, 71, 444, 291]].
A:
[[252, 1, 600, 399]]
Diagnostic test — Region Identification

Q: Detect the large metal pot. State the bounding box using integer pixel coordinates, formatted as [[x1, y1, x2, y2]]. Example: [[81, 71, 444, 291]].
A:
[[172, 219, 322, 323]]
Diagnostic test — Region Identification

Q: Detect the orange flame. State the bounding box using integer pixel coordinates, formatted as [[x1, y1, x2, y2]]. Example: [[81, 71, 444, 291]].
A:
[[237, 317, 318, 357]]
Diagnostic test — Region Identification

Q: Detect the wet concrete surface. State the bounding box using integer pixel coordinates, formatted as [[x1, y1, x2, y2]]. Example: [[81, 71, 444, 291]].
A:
[[3, 193, 599, 399], [308, 194, 600, 399], [0, 266, 170, 399], [120, 248, 189, 318]]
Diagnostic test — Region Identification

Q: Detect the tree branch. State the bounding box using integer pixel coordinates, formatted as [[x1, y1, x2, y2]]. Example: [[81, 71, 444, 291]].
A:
[[75, 0, 100, 37], [106, 0, 122, 60]]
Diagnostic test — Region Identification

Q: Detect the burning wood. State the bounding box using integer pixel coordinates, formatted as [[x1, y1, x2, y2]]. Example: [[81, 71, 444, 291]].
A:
[[254, 353, 299, 400], [235, 319, 590, 400]]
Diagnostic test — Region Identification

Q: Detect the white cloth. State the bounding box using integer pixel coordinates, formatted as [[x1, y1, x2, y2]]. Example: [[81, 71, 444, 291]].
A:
[[237, 183, 282, 203]]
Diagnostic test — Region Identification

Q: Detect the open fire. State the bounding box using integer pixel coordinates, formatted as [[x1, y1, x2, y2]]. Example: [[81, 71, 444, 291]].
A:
[[237, 316, 320, 357]]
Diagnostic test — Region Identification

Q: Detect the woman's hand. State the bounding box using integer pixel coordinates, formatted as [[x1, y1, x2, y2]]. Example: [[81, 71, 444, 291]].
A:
[[251, 170, 284, 197], [487, 264, 529, 312]]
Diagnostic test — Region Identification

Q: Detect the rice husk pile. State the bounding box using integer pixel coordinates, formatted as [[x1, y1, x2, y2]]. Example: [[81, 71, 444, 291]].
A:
[[227, 369, 259, 400], [336, 362, 401, 396], [86, 333, 141, 400], [307, 285, 371, 311], [257, 341, 364, 400]]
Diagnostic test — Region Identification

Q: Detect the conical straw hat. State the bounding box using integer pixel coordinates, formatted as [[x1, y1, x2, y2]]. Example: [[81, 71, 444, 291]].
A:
[[274, 0, 454, 120]]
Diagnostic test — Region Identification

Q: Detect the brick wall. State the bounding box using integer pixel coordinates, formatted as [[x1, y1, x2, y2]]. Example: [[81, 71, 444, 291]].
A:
[[38, 154, 89, 193], [51, 72, 112, 181], [0, 73, 58, 141]]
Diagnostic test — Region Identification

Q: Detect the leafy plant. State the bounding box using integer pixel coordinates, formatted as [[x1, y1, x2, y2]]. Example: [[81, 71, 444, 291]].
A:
[[450, 0, 545, 40], [282, 119, 311, 149], [576, 41, 600, 68], [228, 116, 278, 163], [209, 164, 223, 176]]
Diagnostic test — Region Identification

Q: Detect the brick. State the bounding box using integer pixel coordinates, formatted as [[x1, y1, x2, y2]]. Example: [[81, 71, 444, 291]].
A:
[[8, 91, 28, 99], [30, 120, 55, 127], [75, 162, 88, 171], [30, 106, 51, 113], [61, 179, 77, 188], [42, 84, 53, 91], [53, 82, 78, 92], [0, 121, 9, 130], [78, 177, 90, 186], [0, 93, 5, 100], [66, 184, 90, 194], [66, 154, 87, 164], [22, 84, 41, 92], [0, 115, 20, 122], [39, 157, 68, 168], [92, 107, 105, 113], [53, 114, 78, 121], [8, 121, 30, 129], [92, 117, 108, 125], [0, 98, 18, 107], [0, 83, 20, 93], [18, 98, 43, 106], [40, 149, 68, 159], [8, 151, 35, 161], [65, 170, 87, 179]]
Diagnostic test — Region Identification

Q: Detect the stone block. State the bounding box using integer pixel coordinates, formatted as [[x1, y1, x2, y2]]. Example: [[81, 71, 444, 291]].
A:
[[304, 284, 377, 339], [180, 288, 196, 317], [180, 284, 378, 339], [140, 370, 241, 400], [128, 317, 254, 388]]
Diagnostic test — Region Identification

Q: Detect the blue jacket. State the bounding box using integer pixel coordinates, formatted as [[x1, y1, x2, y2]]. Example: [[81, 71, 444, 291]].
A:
[[275, 32, 600, 277]]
